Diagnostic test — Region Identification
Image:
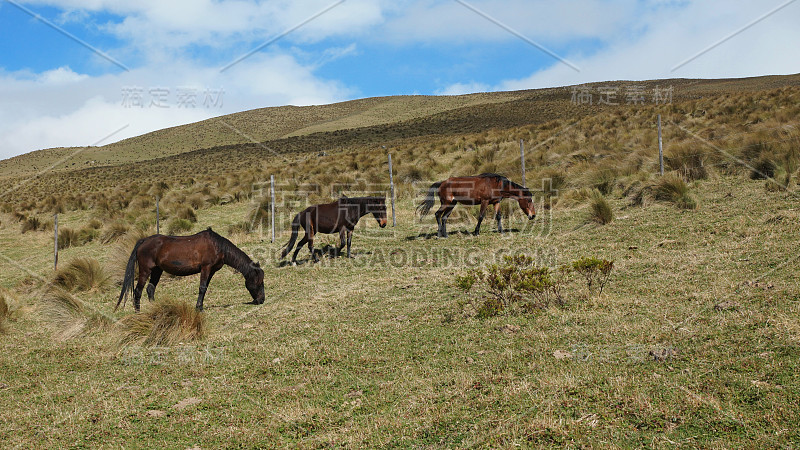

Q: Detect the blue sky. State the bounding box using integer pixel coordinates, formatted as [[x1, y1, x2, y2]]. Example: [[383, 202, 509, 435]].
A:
[[1, 0, 799, 159]]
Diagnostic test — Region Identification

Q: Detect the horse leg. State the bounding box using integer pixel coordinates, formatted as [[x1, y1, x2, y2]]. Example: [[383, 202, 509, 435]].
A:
[[196, 267, 215, 312], [337, 228, 347, 257], [346, 229, 353, 258], [434, 203, 447, 237], [146, 267, 163, 302], [292, 234, 308, 264], [494, 202, 504, 234], [307, 227, 318, 262], [473, 201, 488, 236], [440, 205, 455, 238], [133, 265, 152, 313]]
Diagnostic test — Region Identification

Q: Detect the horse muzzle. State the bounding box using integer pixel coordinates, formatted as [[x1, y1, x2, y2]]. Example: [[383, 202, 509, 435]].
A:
[[528, 214, 536, 220], [379, 219, 387, 228]]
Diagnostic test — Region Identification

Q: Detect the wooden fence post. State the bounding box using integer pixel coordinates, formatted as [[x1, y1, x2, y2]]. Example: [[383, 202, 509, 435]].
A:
[[270, 175, 276, 243], [658, 115, 664, 176], [520, 139, 526, 186], [388, 153, 396, 227], [53, 213, 58, 270], [156, 196, 160, 234]]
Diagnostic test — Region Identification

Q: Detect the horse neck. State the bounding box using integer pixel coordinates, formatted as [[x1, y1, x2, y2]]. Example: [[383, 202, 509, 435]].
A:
[[499, 181, 526, 200], [221, 243, 253, 278], [343, 198, 374, 218]]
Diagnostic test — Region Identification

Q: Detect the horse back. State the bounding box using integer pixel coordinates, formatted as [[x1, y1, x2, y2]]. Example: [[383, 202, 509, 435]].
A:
[[141, 232, 223, 275], [440, 176, 498, 203]]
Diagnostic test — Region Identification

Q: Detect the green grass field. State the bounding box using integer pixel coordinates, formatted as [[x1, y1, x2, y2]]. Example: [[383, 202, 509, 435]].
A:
[[1, 175, 799, 447], [1, 74, 800, 447]]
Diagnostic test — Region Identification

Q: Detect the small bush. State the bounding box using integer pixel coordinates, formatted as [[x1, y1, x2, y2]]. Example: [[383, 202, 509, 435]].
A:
[[457, 255, 570, 317], [116, 298, 205, 347], [455, 272, 478, 291], [52, 257, 111, 293], [572, 256, 614, 296], [166, 218, 193, 235]]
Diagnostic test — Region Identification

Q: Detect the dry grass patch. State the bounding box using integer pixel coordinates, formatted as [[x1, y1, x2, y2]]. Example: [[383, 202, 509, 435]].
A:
[[116, 297, 206, 347], [52, 257, 111, 293], [587, 192, 613, 225], [42, 288, 114, 340]]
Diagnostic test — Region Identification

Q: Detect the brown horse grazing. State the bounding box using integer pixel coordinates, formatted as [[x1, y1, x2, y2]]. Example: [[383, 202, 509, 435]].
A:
[[116, 228, 265, 312], [417, 173, 535, 237], [281, 196, 388, 264]]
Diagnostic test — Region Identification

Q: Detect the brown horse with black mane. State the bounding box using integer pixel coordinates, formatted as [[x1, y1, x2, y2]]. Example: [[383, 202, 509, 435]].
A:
[[281, 196, 388, 264], [116, 228, 265, 312], [417, 173, 535, 237]]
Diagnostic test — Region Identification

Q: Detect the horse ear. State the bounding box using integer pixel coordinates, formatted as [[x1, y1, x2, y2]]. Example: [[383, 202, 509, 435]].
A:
[[254, 261, 260, 267]]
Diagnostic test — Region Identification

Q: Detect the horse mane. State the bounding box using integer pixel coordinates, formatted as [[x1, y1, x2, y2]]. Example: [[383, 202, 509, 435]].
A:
[[205, 228, 256, 276], [478, 173, 532, 197], [339, 196, 384, 205]]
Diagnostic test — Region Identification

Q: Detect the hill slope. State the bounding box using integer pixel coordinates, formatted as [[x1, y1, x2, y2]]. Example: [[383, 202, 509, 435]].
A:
[[2, 73, 799, 179]]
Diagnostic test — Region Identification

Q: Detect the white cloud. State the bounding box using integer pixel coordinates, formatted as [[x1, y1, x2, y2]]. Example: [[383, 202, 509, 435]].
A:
[[435, 81, 490, 96], [0, 54, 354, 159], [438, 0, 800, 92]]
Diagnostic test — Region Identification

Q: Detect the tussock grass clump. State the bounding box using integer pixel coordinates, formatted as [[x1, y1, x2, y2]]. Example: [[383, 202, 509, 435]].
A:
[[101, 221, 130, 243], [108, 229, 149, 280], [42, 288, 114, 340], [57, 227, 79, 249], [247, 196, 270, 232], [665, 144, 708, 181], [654, 174, 698, 210], [187, 192, 207, 209], [587, 192, 613, 225], [749, 158, 776, 180], [0, 289, 14, 334], [173, 205, 198, 223], [166, 218, 193, 235], [21, 216, 41, 233], [629, 174, 698, 209], [86, 218, 104, 230], [116, 298, 205, 347], [52, 257, 111, 293]]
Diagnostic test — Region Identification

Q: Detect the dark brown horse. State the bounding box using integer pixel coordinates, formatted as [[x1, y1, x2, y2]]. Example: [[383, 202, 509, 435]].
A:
[[116, 228, 265, 312], [281, 196, 388, 263], [417, 173, 535, 237]]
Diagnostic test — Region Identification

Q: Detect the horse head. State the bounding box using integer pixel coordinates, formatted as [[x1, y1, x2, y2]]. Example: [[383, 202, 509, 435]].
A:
[[518, 193, 536, 220], [370, 197, 388, 228], [246, 261, 265, 304]]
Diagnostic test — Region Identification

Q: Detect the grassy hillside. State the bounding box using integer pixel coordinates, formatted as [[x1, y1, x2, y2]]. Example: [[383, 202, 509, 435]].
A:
[[1, 74, 799, 447], [2, 73, 798, 179]]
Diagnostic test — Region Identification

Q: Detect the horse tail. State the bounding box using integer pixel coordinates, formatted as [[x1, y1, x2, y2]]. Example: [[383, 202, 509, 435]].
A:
[[115, 238, 144, 311], [416, 181, 442, 218], [280, 212, 302, 259]]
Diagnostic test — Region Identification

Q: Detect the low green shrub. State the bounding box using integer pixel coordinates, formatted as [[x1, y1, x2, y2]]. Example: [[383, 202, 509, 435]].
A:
[[572, 256, 614, 296], [456, 254, 614, 318]]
